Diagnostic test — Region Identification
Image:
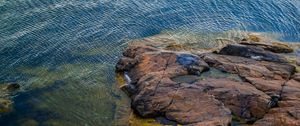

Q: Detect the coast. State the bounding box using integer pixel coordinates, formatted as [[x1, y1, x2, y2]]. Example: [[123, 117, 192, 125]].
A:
[[116, 32, 300, 125]]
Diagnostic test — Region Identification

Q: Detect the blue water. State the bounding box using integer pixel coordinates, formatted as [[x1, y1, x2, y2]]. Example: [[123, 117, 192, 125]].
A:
[[0, 0, 299, 126]]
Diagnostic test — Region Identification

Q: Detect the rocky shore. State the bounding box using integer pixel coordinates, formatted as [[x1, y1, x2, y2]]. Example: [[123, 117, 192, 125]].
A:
[[116, 33, 300, 126]]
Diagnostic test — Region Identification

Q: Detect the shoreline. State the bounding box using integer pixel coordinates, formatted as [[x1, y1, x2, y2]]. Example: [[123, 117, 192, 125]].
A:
[[115, 32, 300, 125]]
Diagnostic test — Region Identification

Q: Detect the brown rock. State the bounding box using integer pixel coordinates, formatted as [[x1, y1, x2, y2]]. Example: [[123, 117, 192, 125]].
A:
[[201, 53, 295, 96], [117, 45, 232, 125], [122, 44, 159, 58], [244, 77, 285, 96], [116, 57, 138, 72], [280, 73, 300, 106], [118, 48, 209, 84], [254, 107, 300, 126], [131, 74, 231, 125], [194, 78, 270, 120], [117, 43, 299, 125], [254, 74, 300, 126], [201, 53, 295, 79], [164, 86, 231, 125]]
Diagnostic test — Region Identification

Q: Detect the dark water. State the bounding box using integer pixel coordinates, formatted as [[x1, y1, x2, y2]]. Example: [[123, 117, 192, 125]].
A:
[[0, 0, 299, 125]]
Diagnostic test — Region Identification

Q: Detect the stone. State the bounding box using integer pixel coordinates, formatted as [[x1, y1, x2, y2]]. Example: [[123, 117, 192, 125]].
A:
[[280, 73, 300, 106], [240, 42, 294, 53], [122, 44, 158, 58], [164, 43, 190, 51], [254, 107, 300, 126], [131, 75, 232, 125], [248, 34, 262, 42], [171, 75, 199, 84], [297, 60, 300, 66], [201, 53, 295, 79], [116, 57, 137, 72], [117, 45, 231, 125], [163, 86, 231, 125], [117, 41, 300, 125], [117, 47, 209, 84], [254, 74, 300, 126], [219, 44, 288, 63], [0, 83, 20, 114], [0, 99, 13, 114], [201, 53, 295, 96], [4, 83, 20, 91], [0, 83, 21, 98], [194, 78, 270, 120]]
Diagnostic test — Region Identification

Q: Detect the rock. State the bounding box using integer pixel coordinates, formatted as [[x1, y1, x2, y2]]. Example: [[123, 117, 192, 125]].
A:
[[0, 83, 20, 114], [171, 75, 199, 84], [4, 83, 20, 91], [254, 73, 300, 126], [163, 86, 231, 125], [117, 45, 231, 125], [280, 73, 300, 107], [244, 77, 285, 96], [122, 44, 158, 58], [0, 99, 13, 114], [254, 107, 300, 126], [117, 41, 299, 125], [120, 84, 137, 96], [164, 43, 190, 51], [248, 34, 263, 42], [219, 44, 288, 63], [240, 42, 294, 53], [201, 53, 295, 79], [176, 53, 209, 75], [194, 78, 270, 120], [118, 49, 209, 84], [201, 53, 295, 96], [116, 57, 137, 72], [0, 83, 21, 98]]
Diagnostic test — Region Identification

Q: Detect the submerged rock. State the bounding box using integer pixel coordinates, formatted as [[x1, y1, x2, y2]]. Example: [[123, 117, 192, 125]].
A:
[[0, 99, 13, 113], [0, 83, 21, 114], [4, 83, 20, 91]]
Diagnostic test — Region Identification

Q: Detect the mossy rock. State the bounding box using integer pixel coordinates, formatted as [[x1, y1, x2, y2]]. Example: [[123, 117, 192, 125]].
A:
[[19, 119, 39, 126], [164, 43, 191, 51], [128, 113, 163, 126], [248, 34, 262, 42], [0, 99, 13, 113]]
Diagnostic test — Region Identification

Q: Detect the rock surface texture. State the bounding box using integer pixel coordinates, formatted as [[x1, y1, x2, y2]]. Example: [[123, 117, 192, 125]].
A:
[[116, 37, 300, 125]]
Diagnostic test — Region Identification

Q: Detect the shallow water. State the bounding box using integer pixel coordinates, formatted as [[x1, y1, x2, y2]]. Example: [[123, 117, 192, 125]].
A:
[[0, 0, 300, 125]]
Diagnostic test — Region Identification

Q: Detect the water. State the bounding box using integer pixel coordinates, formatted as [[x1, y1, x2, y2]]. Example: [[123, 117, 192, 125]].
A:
[[0, 0, 299, 125]]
